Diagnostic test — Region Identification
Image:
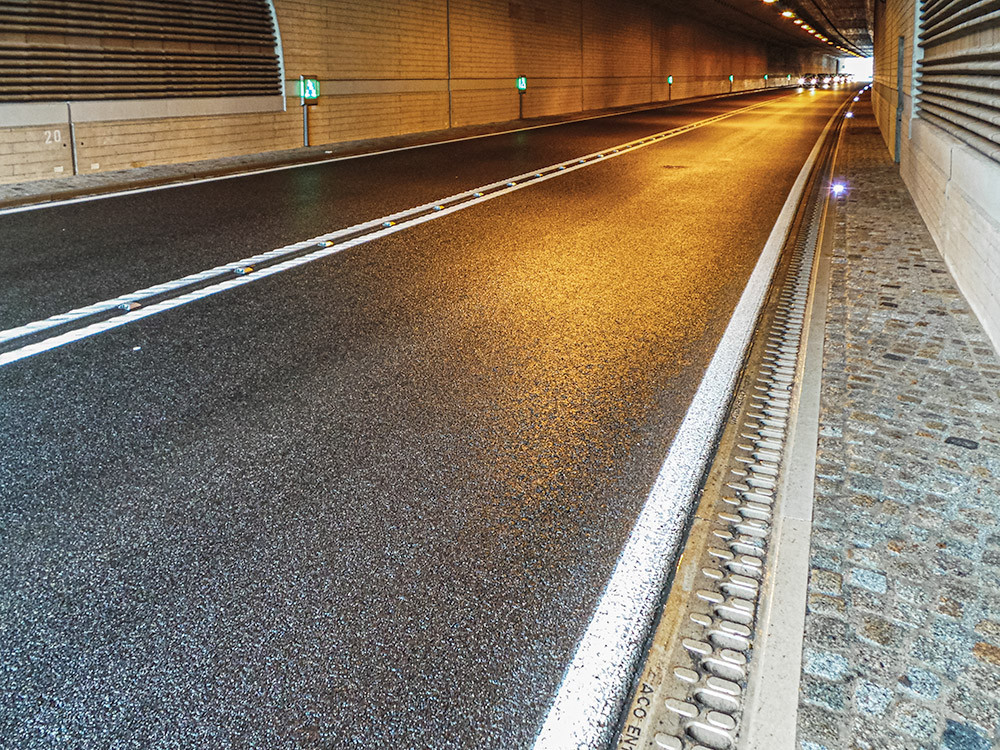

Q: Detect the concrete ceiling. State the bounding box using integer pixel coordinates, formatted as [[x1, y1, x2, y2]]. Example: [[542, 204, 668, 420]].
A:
[[659, 0, 874, 58]]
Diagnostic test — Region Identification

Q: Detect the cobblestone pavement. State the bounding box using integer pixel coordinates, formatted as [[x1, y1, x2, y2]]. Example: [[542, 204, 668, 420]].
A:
[[796, 99, 1000, 749]]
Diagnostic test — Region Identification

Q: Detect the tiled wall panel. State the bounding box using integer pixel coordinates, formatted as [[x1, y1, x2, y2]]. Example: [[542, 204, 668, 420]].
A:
[[1, 0, 829, 185]]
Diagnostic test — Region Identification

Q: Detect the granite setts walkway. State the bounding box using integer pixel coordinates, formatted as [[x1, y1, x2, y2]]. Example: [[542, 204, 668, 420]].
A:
[[796, 98, 1000, 749]]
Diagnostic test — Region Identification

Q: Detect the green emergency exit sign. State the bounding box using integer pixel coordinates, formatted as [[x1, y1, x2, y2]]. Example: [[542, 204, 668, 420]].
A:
[[299, 76, 320, 105], [516, 76, 527, 91]]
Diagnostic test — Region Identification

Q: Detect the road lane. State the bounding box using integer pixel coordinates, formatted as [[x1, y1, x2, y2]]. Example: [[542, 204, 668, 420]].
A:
[[0, 95, 782, 365], [4, 89, 803, 332], [0, 88, 848, 748]]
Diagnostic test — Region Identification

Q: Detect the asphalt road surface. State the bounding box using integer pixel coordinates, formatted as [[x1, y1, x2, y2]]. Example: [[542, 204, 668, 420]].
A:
[[1, 87, 847, 749]]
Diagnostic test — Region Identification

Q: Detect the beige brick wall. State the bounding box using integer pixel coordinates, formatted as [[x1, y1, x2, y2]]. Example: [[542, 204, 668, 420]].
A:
[[871, 0, 916, 159], [652, 13, 772, 101], [1, 0, 831, 186], [281, 0, 448, 79], [0, 123, 74, 180], [581, 0, 652, 108], [900, 119, 1000, 353], [874, 0, 1000, 352], [71, 112, 300, 172]]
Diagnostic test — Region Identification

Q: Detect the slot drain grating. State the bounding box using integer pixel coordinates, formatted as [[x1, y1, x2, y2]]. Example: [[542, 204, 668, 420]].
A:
[[616, 168, 828, 750]]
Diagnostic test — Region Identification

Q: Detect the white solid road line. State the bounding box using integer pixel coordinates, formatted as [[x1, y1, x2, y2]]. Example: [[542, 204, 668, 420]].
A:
[[531, 98, 845, 750], [0, 90, 797, 218], [0, 96, 784, 368]]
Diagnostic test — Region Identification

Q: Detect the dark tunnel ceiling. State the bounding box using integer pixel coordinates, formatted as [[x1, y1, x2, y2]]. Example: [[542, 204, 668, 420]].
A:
[[657, 0, 874, 57]]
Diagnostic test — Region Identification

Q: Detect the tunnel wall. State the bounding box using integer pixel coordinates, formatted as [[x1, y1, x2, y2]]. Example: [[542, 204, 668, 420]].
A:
[[0, 0, 834, 186], [873, 0, 1000, 351]]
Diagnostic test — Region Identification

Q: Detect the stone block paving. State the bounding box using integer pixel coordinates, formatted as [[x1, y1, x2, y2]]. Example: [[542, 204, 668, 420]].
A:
[[796, 101, 1000, 750]]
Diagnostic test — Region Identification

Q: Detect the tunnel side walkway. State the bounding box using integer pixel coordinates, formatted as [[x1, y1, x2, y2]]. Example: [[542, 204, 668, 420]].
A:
[[795, 102, 1000, 749]]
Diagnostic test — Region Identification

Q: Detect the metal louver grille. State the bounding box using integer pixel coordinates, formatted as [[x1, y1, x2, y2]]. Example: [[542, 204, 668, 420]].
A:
[[916, 0, 1000, 160], [0, 0, 281, 102]]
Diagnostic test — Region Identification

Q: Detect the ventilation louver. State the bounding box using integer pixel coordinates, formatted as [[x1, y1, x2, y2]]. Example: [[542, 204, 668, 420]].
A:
[[0, 0, 281, 102], [916, 0, 1000, 161]]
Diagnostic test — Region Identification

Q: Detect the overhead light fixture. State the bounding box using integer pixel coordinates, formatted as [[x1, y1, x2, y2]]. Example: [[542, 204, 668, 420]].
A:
[[781, 10, 795, 17], [794, 18, 803, 24]]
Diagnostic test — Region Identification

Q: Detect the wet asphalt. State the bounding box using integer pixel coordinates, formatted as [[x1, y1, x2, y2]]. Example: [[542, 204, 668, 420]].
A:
[[1, 88, 846, 749]]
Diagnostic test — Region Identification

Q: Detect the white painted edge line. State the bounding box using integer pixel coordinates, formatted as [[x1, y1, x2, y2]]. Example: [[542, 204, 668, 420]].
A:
[[0, 98, 782, 368], [531, 103, 843, 750], [0, 90, 798, 218]]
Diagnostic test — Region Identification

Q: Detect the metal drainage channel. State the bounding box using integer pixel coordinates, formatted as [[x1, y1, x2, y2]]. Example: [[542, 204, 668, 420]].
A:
[[613, 115, 841, 750]]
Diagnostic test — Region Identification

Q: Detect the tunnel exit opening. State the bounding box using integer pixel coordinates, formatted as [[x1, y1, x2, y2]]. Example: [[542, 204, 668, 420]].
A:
[[839, 56, 874, 81]]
